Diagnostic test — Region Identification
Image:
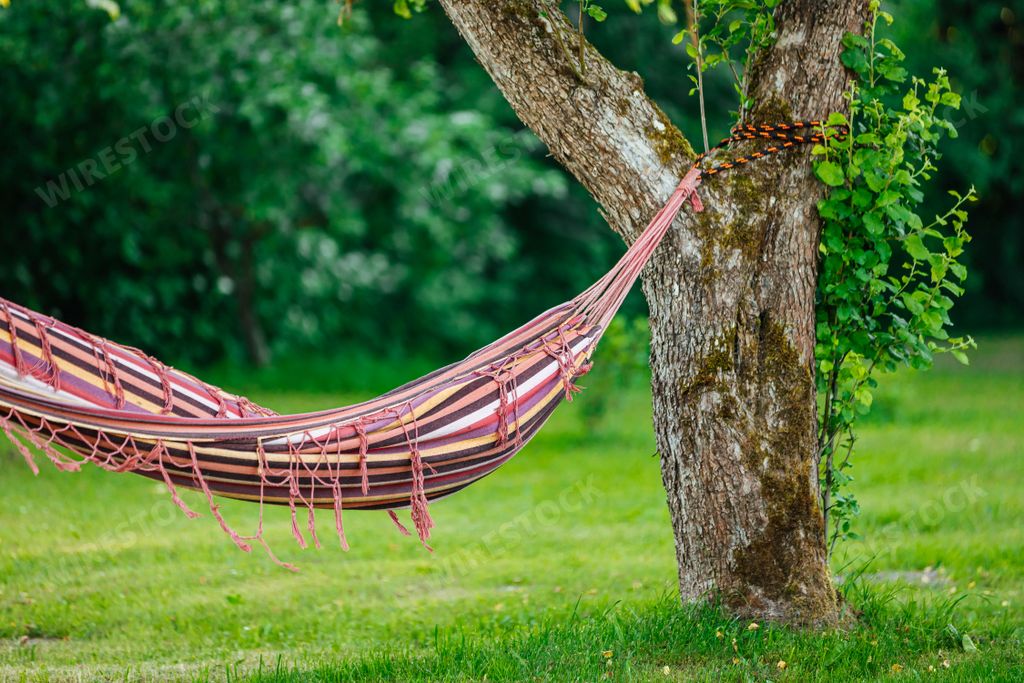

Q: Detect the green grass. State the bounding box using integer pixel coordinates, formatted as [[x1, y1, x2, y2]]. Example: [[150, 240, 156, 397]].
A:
[[0, 336, 1020, 681]]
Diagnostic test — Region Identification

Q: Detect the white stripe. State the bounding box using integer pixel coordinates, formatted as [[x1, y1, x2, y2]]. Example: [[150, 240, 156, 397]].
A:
[[421, 336, 591, 440], [0, 363, 96, 409], [8, 308, 231, 416], [265, 336, 592, 447]]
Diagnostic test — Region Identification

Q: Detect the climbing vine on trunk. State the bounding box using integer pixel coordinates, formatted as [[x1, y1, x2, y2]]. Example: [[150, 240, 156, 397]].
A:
[[812, 1, 976, 555]]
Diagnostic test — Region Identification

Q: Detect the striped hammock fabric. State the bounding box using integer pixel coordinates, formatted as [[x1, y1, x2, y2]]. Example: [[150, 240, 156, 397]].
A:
[[0, 122, 839, 566], [0, 170, 703, 566]]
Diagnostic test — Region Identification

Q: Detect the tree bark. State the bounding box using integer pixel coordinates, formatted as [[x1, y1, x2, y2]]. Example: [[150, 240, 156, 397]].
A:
[[439, 0, 866, 624]]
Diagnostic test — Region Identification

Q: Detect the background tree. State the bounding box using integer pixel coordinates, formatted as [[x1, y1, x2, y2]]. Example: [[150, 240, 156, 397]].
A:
[[0, 2, 568, 366]]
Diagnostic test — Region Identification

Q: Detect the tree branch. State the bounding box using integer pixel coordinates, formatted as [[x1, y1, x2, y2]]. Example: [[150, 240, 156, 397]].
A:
[[437, 0, 697, 243]]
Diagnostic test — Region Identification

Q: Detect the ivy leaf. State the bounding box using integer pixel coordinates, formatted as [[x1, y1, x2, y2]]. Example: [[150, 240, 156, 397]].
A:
[[904, 233, 930, 261], [878, 63, 907, 83], [815, 161, 845, 187], [902, 291, 925, 315], [827, 112, 849, 127], [941, 91, 962, 108], [863, 212, 885, 236], [842, 33, 870, 49], [864, 170, 888, 192]]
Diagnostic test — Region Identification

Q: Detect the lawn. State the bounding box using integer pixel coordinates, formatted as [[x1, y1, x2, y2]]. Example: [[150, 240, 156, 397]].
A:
[[0, 336, 1020, 682]]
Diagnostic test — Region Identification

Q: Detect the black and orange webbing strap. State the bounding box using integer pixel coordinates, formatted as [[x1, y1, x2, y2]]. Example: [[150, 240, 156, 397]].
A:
[[691, 120, 849, 178]]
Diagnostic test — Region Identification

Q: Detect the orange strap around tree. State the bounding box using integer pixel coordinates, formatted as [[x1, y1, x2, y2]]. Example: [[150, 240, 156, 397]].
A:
[[693, 120, 849, 178]]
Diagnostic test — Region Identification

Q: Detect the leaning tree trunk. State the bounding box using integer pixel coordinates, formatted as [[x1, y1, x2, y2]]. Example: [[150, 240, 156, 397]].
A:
[[439, 0, 866, 624]]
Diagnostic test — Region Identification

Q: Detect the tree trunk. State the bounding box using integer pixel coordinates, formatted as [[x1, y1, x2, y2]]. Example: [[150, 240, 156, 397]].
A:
[[439, 0, 866, 624], [236, 231, 271, 367]]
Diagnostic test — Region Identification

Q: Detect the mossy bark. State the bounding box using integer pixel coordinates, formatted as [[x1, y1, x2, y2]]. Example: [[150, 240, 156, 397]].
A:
[[439, 0, 868, 625]]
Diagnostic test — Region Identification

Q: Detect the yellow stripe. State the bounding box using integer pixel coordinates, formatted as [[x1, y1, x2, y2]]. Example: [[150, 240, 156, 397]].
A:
[[186, 378, 568, 467], [0, 331, 166, 414]]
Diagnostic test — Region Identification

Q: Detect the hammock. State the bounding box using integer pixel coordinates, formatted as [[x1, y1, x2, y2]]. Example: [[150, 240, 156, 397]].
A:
[[0, 122, 838, 567]]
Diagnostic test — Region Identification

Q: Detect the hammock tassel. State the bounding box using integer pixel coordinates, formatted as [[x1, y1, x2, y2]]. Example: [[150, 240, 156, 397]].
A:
[[1, 412, 39, 475], [32, 318, 61, 391], [388, 510, 411, 536], [286, 442, 309, 550], [188, 441, 254, 553], [155, 440, 200, 519], [332, 481, 350, 551], [355, 421, 370, 496]]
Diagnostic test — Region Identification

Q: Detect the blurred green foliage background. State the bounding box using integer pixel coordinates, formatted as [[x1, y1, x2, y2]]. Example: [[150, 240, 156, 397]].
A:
[[0, 1, 1019, 368]]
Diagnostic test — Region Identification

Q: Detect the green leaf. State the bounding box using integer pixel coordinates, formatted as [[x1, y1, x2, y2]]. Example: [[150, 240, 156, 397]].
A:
[[841, 49, 869, 74], [826, 112, 849, 127], [902, 291, 925, 315], [879, 64, 908, 83], [876, 191, 900, 208], [904, 233, 930, 261], [863, 212, 884, 236], [864, 170, 888, 192], [842, 33, 870, 49], [815, 161, 845, 187]]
